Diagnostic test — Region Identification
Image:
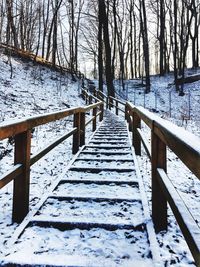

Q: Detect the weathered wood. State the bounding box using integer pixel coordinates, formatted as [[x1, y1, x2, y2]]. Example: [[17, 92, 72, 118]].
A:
[[157, 168, 200, 266], [116, 101, 118, 115], [0, 107, 79, 140], [13, 130, 31, 223], [80, 112, 85, 146], [132, 111, 141, 155], [109, 96, 126, 106], [89, 95, 92, 104], [151, 124, 167, 232], [72, 113, 80, 154], [100, 104, 104, 121], [137, 128, 151, 159], [0, 164, 23, 189], [154, 121, 200, 180], [92, 107, 97, 131], [31, 128, 77, 165]]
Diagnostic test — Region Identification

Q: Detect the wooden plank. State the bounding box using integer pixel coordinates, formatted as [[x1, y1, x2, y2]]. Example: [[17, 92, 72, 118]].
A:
[[58, 179, 137, 186], [137, 128, 151, 159], [128, 103, 200, 180], [154, 121, 200, 180], [75, 158, 133, 162], [0, 107, 79, 140], [109, 96, 126, 106], [132, 111, 141, 155], [80, 112, 85, 146], [72, 113, 80, 154], [13, 130, 31, 223], [157, 168, 200, 266], [30, 219, 145, 231], [0, 164, 23, 189], [69, 166, 135, 172], [151, 124, 167, 232], [49, 195, 138, 202], [92, 107, 97, 131], [85, 116, 95, 127], [31, 128, 77, 165]]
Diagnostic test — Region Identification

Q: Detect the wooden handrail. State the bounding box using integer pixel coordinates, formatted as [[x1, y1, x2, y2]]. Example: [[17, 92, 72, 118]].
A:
[[125, 101, 200, 266], [0, 107, 79, 140], [0, 96, 104, 223]]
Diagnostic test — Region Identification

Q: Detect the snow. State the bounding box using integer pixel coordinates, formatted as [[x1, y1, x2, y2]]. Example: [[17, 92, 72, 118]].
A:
[[0, 52, 199, 266], [123, 74, 200, 266]]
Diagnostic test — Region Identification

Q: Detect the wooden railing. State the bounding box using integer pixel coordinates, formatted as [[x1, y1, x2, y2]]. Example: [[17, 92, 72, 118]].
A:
[[0, 95, 103, 223], [94, 89, 200, 266]]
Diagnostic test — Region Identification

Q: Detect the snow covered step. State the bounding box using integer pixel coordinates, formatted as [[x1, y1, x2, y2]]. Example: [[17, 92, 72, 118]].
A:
[[69, 166, 135, 172], [97, 130, 127, 133], [63, 170, 137, 182], [34, 198, 144, 226], [58, 179, 138, 186], [94, 134, 128, 138], [89, 140, 129, 145], [72, 159, 134, 168], [52, 182, 139, 199], [92, 136, 129, 140], [81, 150, 131, 155], [83, 145, 131, 152], [76, 155, 133, 160], [3, 227, 153, 267], [85, 144, 130, 149]]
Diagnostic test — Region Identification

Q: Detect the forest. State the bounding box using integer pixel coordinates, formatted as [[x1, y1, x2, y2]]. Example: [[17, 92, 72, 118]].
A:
[[0, 0, 200, 97]]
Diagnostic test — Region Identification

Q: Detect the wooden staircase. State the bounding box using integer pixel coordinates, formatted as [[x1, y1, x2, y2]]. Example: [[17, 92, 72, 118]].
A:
[[2, 111, 160, 267]]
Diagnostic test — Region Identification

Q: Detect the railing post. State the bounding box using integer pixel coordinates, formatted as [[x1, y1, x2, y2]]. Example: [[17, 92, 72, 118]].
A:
[[81, 88, 85, 100], [80, 111, 85, 146], [13, 130, 31, 223], [72, 112, 80, 154], [106, 96, 109, 109], [89, 95, 92, 104], [116, 100, 118, 115], [100, 103, 104, 121], [109, 97, 112, 110], [125, 104, 128, 120], [132, 110, 141, 155], [92, 107, 97, 131], [151, 122, 167, 233]]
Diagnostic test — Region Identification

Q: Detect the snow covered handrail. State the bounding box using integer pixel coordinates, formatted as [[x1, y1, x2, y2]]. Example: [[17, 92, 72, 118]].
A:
[[125, 102, 200, 266], [0, 99, 104, 224]]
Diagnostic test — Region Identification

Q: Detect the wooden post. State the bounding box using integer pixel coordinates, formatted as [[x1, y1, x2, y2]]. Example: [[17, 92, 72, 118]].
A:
[[125, 104, 128, 120], [80, 112, 85, 146], [100, 103, 104, 121], [129, 113, 132, 132], [109, 97, 112, 110], [93, 107, 97, 131], [81, 88, 85, 100], [132, 111, 141, 155], [116, 100, 118, 115], [72, 113, 80, 154], [89, 95, 92, 104], [106, 96, 109, 109], [151, 122, 167, 233], [13, 130, 31, 223]]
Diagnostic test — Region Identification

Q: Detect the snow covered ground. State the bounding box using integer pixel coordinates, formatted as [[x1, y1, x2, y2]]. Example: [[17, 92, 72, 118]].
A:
[[0, 51, 199, 266], [0, 52, 86, 257]]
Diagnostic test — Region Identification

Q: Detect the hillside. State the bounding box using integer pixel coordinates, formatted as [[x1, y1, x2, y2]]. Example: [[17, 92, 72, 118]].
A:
[[0, 53, 199, 266]]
